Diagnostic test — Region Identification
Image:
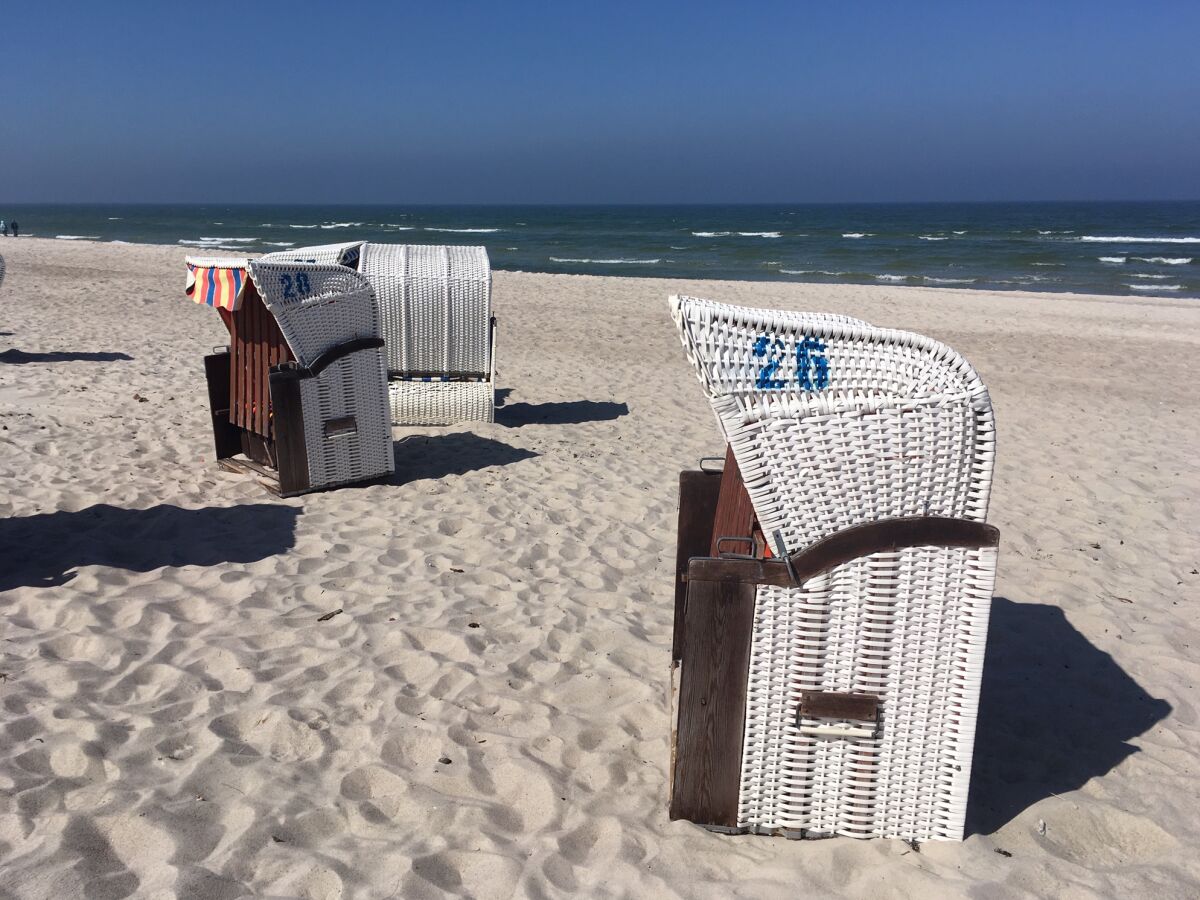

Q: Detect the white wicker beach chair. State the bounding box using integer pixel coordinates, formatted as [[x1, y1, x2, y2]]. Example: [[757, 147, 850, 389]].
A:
[[358, 244, 494, 426], [668, 295, 998, 842], [245, 259, 394, 494]]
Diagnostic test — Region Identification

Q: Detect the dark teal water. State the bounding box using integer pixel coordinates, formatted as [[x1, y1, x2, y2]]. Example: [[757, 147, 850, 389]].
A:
[[4, 202, 1198, 298]]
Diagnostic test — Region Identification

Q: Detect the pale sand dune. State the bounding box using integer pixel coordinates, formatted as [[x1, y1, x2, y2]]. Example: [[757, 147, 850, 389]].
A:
[[1, 237, 1198, 898]]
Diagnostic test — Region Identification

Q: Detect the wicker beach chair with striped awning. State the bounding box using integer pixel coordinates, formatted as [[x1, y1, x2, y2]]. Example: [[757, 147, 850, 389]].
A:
[[667, 295, 998, 842], [358, 244, 495, 426], [185, 255, 393, 496]]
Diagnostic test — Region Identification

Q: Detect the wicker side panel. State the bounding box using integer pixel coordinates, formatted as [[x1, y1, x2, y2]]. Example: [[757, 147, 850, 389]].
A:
[[388, 380, 494, 426], [730, 396, 994, 554], [737, 545, 996, 841], [299, 349, 394, 491]]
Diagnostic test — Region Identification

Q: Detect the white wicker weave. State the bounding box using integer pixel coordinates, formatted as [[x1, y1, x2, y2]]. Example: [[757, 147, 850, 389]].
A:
[[358, 244, 494, 425], [248, 260, 394, 491], [261, 242, 364, 268], [670, 295, 997, 842]]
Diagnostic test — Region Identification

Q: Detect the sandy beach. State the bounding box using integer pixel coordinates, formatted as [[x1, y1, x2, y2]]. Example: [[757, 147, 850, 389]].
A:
[[2, 236, 1199, 898]]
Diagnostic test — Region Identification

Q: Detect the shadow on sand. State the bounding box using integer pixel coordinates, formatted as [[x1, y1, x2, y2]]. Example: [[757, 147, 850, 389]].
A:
[[0, 349, 133, 365], [0, 503, 300, 592], [497, 400, 628, 427], [391, 432, 537, 484], [967, 596, 1171, 835]]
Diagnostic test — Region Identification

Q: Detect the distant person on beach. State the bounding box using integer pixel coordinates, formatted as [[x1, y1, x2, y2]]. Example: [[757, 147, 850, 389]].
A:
[[1, 220, 7, 236], [10, 221, 18, 237]]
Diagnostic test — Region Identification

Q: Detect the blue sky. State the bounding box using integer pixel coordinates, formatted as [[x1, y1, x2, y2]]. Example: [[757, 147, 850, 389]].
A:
[[1, 0, 1197, 203]]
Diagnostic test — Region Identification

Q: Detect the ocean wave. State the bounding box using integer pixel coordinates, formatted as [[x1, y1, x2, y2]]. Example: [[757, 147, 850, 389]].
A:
[[780, 269, 852, 276], [288, 224, 319, 229], [1129, 284, 1182, 291], [842, 232, 872, 238], [875, 274, 911, 282], [1132, 256, 1191, 265], [264, 241, 296, 247], [1032, 262, 1065, 266], [55, 235, 99, 240], [424, 227, 500, 233], [320, 222, 365, 229], [1129, 274, 1169, 279], [669, 246, 689, 250], [952, 230, 967, 235], [201, 237, 256, 243], [109, 239, 132, 244], [383, 224, 414, 230], [107, 217, 122, 221], [923, 276, 976, 284], [738, 231, 781, 238], [918, 235, 948, 241], [549, 256, 659, 264], [1038, 229, 1074, 235], [1098, 256, 1126, 264], [692, 231, 731, 237], [179, 241, 249, 250], [1080, 235, 1200, 243]]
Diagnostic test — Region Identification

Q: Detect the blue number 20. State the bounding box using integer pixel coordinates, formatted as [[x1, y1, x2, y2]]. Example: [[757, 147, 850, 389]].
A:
[[279, 271, 312, 300]]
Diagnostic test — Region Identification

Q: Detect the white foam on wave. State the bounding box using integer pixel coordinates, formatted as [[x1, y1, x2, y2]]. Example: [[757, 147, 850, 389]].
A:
[[108, 217, 122, 221], [1032, 262, 1065, 266], [383, 224, 414, 230], [549, 256, 660, 265], [320, 222, 364, 229], [923, 276, 976, 284], [264, 241, 296, 247], [738, 231, 781, 238], [1038, 229, 1074, 235], [1129, 273, 1169, 279], [1080, 235, 1200, 243], [953, 230, 967, 235], [289, 224, 319, 229], [1133, 256, 1191, 265], [109, 239, 132, 244], [875, 274, 911, 282], [55, 235, 99, 240], [780, 269, 851, 276], [918, 235, 948, 241], [692, 231, 730, 237], [1129, 284, 1183, 291], [843, 232, 872, 238], [1098, 256, 1126, 264], [180, 240, 248, 250], [201, 237, 256, 243], [424, 227, 500, 233]]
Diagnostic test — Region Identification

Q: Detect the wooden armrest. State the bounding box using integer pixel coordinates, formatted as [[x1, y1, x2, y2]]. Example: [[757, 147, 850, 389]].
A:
[[687, 516, 998, 588]]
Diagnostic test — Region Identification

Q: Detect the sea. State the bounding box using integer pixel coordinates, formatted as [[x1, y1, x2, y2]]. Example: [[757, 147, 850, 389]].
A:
[[4, 202, 1198, 299]]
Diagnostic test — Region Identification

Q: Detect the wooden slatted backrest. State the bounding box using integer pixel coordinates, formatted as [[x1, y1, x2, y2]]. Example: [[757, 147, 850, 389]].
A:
[[226, 282, 293, 439]]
